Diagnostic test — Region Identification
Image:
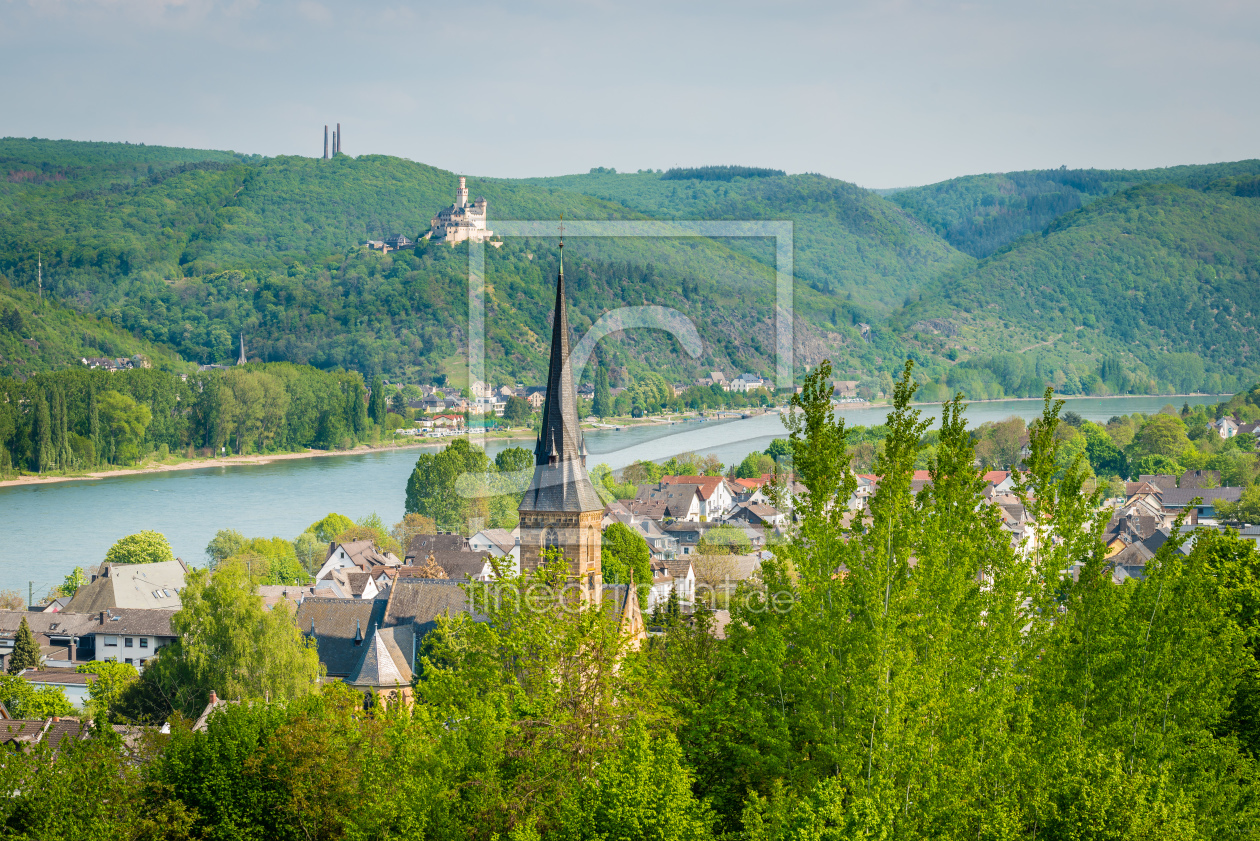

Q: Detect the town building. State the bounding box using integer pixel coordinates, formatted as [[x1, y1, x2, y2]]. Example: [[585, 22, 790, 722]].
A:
[[428, 177, 494, 244], [517, 238, 606, 602]]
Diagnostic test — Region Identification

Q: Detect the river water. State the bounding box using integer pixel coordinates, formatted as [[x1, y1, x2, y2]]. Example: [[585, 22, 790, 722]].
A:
[[0, 394, 1221, 598]]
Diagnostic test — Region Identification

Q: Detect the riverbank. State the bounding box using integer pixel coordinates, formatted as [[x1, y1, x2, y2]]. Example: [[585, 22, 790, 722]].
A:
[[0, 430, 539, 490]]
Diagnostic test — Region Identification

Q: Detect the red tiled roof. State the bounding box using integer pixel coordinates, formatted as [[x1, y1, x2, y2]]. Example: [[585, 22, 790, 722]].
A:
[[661, 475, 729, 500]]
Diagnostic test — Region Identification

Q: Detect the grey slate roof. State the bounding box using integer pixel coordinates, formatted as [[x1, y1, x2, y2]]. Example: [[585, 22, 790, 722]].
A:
[[64, 560, 187, 613], [518, 246, 604, 514], [294, 598, 388, 678], [346, 627, 411, 688], [382, 578, 483, 634], [1162, 487, 1243, 507], [405, 533, 470, 561]]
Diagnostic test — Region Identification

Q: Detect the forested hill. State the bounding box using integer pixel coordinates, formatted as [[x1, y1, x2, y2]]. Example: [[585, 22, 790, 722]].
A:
[[894, 181, 1260, 397], [522, 169, 963, 317], [0, 140, 885, 383], [888, 160, 1260, 258], [5, 136, 1260, 397]]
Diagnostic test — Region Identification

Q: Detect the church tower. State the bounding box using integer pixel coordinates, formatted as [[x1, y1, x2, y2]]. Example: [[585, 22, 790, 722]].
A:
[[518, 236, 605, 602]]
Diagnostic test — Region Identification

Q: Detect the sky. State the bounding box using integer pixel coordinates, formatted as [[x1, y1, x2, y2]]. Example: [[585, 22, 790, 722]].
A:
[[1, 0, 1257, 187]]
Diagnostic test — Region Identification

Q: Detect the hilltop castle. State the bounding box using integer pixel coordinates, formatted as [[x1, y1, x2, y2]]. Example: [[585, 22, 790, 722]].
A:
[[427, 177, 494, 244]]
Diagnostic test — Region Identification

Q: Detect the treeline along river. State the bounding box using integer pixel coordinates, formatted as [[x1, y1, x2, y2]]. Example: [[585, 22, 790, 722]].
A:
[[0, 395, 1221, 598]]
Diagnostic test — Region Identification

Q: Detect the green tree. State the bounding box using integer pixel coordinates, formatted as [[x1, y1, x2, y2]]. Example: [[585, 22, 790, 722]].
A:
[[735, 451, 775, 479], [601, 522, 652, 588], [1083, 421, 1128, 477], [98, 389, 152, 464], [0, 676, 73, 717], [593, 364, 612, 419], [77, 660, 139, 722], [502, 395, 532, 426], [139, 558, 322, 718], [104, 530, 176, 566], [32, 387, 52, 473], [205, 528, 246, 566], [306, 512, 355, 543], [368, 374, 386, 424], [494, 445, 534, 476], [293, 531, 325, 574], [55, 566, 87, 599], [8, 617, 42, 674], [1132, 413, 1192, 460], [404, 438, 492, 534], [764, 438, 791, 464], [1218, 483, 1260, 524]]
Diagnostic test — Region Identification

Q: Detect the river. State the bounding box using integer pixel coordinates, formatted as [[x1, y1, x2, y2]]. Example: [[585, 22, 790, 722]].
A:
[[0, 394, 1222, 599]]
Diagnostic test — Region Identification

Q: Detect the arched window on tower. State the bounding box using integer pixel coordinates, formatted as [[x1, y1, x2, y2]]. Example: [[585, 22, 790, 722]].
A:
[[544, 527, 559, 551]]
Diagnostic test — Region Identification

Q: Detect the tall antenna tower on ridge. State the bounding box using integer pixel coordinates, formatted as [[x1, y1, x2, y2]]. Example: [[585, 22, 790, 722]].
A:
[[37, 251, 42, 305]]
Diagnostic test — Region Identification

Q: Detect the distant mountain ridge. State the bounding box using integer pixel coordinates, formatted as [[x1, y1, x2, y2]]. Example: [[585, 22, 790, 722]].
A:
[[2, 137, 1259, 398]]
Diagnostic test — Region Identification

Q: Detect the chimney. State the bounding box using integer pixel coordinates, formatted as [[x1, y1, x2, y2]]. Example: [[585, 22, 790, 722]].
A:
[[324, 125, 329, 160], [336, 122, 341, 154], [99, 611, 105, 624], [209, 690, 218, 705]]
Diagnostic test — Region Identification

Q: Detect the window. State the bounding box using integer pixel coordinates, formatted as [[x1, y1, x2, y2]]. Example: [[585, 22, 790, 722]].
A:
[[140, 638, 148, 649], [125, 658, 133, 665], [104, 636, 118, 647], [124, 637, 133, 648]]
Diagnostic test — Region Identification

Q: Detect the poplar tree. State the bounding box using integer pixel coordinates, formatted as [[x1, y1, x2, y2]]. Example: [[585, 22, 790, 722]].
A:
[[32, 387, 52, 473], [8, 617, 41, 674], [368, 375, 386, 424], [593, 364, 612, 418], [88, 380, 100, 460]]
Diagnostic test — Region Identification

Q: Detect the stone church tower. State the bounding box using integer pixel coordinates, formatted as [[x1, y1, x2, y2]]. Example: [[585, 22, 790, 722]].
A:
[[518, 238, 605, 602]]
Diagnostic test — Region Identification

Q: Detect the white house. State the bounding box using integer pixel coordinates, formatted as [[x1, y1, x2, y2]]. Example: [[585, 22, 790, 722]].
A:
[[470, 528, 520, 570], [660, 475, 736, 520], [315, 540, 402, 582]]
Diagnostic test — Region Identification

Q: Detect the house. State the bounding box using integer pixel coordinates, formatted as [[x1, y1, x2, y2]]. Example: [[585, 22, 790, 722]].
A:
[[1161, 486, 1243, 524], [1211, 417, 1240, 439], [663, 521, 725, 556], [295, 597, 389, 680], [1179, 469, 1220, 490], [726, 503, 786, 530], [832, 380, 860, 398], [64, 560, 188, 613], [398, 551, 498, 581], [660, 556, 696, 603], [730, 373, 766, 393], [18, 668, 95, 708], [630, 482, 703, 522], [405, 533, 470, 563], [644, 559, 674, 611], [431, 414, 465, 428], [0, 717, 89, 754], [524, 388, 547, 410], [315, 540, 402, 581], [660, 475, 736, 519], [323, 567, 384, 599], [1138, 474, 1179, 492], [470, 528, 520, 567], [0, 608, 178, 671], [383, 233, 413, 249], [981, 470, 1017, 494]]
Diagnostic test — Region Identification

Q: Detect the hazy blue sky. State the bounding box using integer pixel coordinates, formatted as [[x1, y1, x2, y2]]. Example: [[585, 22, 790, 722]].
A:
[[2, 0, 1257, 187]]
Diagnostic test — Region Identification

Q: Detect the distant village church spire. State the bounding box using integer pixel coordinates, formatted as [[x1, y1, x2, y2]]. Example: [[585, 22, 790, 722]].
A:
[[237, 332, 247, 366], [517, 233, 605, 601]]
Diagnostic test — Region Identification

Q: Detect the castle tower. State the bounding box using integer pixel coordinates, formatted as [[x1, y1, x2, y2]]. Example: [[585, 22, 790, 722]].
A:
[[518, 236, 604, 603], [456, 176, 469, 208]]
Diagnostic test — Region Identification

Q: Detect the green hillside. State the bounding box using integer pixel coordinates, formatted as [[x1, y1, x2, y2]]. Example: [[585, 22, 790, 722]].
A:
[[0, 283, 186, 377], [894, 181, 1260, 398], [522, 169, 964, 316], [890, 160, 1260, 257], [0, 140, 891, 384]]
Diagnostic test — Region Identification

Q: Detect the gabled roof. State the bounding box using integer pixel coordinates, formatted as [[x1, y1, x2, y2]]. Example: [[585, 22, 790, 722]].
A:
[[294, 598, 388, 677], [1162, 487, 1243, 507], [661, 475, 730, 501], [326, 540, 400, 570], [633, 482, 701, 519], [405, 533, 470, 560], [382, 578, 482, 633], [64, 560, 187, 613], [400, 551, 493, 580]]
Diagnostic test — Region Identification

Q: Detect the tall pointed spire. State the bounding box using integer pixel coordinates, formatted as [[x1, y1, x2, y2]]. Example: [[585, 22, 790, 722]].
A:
[[237, 332, 247, 366], [519, 231, 602, 513]]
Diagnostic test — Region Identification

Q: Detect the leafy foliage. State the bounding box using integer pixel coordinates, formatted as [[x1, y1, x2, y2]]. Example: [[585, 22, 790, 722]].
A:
[[103, 530, 175, 566]]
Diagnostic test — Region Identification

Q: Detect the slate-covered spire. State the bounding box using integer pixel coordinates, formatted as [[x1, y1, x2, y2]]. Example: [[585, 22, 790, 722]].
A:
[[519, 237, 604, 513]]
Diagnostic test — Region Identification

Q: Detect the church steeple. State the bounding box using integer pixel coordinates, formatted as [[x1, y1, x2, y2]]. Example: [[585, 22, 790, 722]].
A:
[[517, 234, 604, 599]]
